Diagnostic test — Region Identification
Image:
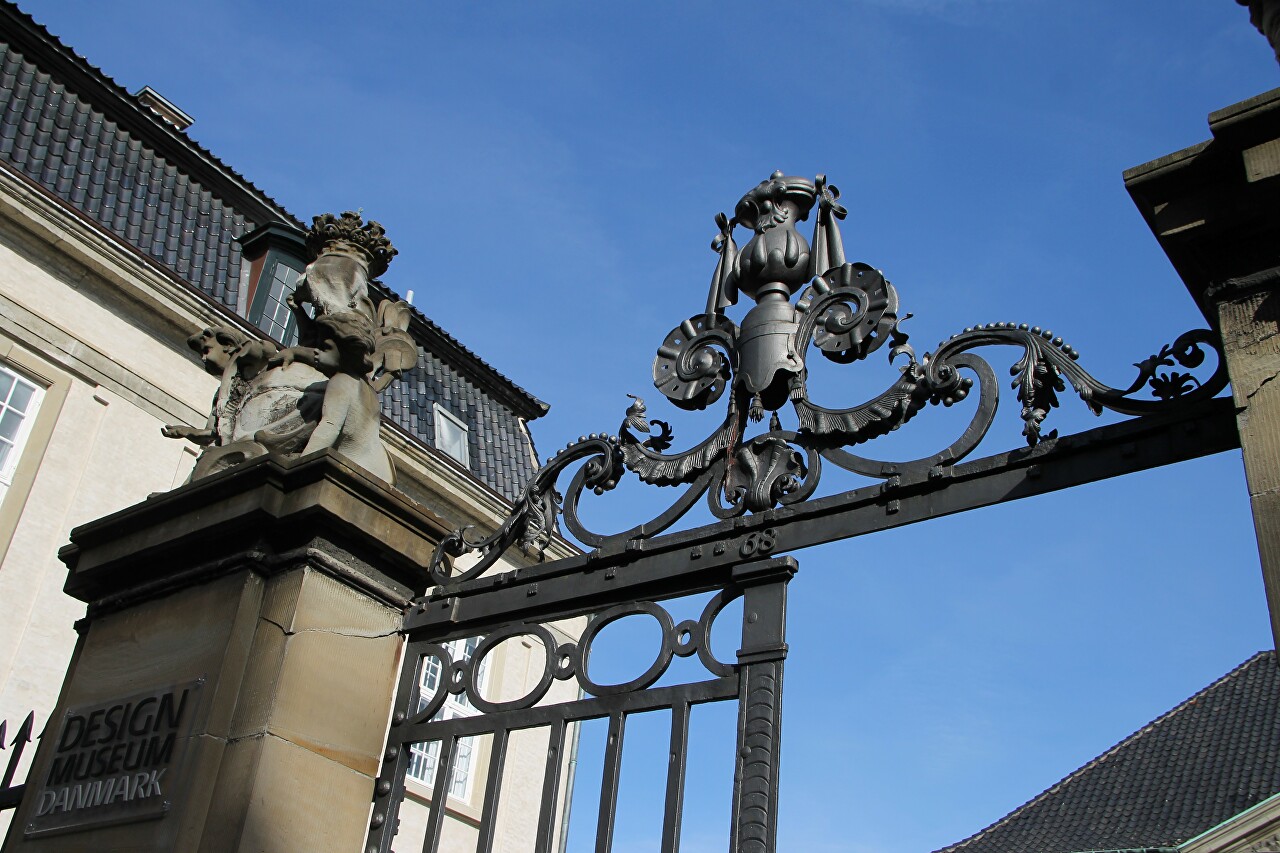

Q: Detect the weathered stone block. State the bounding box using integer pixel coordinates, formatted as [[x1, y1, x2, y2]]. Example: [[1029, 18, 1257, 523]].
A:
[[268, 627, 401, 777]]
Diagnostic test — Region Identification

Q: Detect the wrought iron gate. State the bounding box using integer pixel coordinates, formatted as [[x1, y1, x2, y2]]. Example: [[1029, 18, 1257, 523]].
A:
[[364, 170, 1236, 852], [367, 554, 796, 853]]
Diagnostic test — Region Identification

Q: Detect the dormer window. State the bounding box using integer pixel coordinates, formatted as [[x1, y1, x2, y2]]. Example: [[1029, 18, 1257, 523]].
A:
[[434, 405, 470, 467], [237, 223, 308, 346], [248, 254, 304, 345]]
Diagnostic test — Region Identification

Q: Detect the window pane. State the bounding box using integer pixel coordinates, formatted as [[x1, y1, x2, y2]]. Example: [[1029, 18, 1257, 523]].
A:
[[405, 640, 486, 798], [450, 738, 474, 798], [0, 410, 20, 442], [435, 409, 469, 466], [8, 381, 33, 413], [420, 655, 442, 697], [251, 256, 301, 346], [407, 740, 439, 784], [0, 365, 44, 484]]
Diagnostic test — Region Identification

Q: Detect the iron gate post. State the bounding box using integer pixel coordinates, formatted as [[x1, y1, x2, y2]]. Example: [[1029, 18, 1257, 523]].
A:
[[730, 557, 797, 853]]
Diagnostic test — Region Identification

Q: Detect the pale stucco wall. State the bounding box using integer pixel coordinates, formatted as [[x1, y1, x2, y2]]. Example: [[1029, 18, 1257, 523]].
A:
[[0, 200, 213, 736]]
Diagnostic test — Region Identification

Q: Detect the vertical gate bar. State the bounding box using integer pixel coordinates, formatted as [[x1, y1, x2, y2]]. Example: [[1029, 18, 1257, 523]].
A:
[[728, 557, 797, 853], [533, 719, 569, 853], [659, 700, 691, 853], [369, 638, 426, 853], [421, 735, 459, 853], [594, 710, 628, 853], [475, 728, 511, 853]]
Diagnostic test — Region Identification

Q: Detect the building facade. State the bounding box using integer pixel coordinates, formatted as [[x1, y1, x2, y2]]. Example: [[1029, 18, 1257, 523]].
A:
[[0, 3, 578, 847]]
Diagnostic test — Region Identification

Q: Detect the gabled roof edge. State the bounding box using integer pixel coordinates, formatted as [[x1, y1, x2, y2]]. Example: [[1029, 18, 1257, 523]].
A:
[[935, 652, 1276, 853]]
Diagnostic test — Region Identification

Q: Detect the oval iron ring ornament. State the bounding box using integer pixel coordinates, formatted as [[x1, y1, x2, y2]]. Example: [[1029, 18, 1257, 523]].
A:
[[694, 588, 740, 678], [577, 602, 676, 696], [464, 624, 558, 714], [406, 643, 454, 725]]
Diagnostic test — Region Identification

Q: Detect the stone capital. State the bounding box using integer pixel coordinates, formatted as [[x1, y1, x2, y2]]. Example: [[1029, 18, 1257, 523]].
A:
[[60, 449, 448, 612]]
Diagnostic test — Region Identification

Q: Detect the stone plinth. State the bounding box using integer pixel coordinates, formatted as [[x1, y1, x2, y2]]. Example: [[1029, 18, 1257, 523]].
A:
[[1126, 88, 1280, 647], [2, 451, 447, 852]]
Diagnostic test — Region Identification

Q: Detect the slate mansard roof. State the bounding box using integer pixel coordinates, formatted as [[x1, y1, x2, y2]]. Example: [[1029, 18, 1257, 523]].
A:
[[936, 652, 1280, 853], [0, 1, 546, 502]]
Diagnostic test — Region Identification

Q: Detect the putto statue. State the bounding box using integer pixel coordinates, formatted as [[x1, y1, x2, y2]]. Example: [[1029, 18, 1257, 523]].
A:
[[163, 212, 415, 484]]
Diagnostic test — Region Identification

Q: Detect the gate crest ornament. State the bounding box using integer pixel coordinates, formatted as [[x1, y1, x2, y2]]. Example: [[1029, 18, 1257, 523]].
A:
[[430, 172, 1228, 584]]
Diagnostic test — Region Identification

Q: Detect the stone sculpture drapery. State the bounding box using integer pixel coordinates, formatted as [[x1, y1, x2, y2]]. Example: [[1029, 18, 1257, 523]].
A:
[[163, 212, 415, 484]]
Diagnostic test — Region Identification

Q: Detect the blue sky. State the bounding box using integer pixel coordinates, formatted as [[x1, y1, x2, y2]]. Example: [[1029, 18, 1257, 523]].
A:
[[23, 2, 1280, 850]]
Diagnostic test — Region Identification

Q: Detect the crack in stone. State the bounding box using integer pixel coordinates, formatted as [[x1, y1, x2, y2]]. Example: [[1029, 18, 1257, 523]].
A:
[[1246, 368, 1280, 400], [258, 618, 400, 640], [291, 626, 400, 640]]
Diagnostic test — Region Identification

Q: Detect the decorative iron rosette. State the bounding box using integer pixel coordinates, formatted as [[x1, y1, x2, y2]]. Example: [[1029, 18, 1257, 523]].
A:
[[652, 314, 737, 411], [795, 262, 900, 364]]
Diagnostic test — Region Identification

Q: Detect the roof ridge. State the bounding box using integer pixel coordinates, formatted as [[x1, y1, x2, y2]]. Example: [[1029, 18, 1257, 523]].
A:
[[934, 651, 1276, 853], [3, 0, 302, 229]]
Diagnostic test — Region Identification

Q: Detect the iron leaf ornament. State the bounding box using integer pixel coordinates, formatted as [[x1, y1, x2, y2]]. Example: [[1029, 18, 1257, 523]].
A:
[[427, 171, 1228, 585]]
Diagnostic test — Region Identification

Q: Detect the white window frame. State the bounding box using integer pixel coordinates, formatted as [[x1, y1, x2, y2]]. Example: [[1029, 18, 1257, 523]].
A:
[[434, 404, 470, 468], [406, 636, 488, 802], [0, 363, 44, 491]]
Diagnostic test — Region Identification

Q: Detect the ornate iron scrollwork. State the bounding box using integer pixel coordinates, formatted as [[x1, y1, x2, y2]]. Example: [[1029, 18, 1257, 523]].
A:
[[429, 171, 1228, 583]]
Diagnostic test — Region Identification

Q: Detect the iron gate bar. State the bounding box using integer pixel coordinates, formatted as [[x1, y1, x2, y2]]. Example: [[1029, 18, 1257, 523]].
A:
[[422, 733, 458, 853], [662, 700, 691, 853], [0, 711, 34, 812], [596, 712, 625, 853], [476, 727, 509, 853], [536, 721, 568, 853], [731, 559, 792, 853], [407, 396, 1238, 638]]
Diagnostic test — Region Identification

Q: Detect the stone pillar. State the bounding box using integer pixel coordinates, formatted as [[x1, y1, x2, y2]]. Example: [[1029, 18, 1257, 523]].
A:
[[1126, 88, 1280, 646], [1, 452, 447, 852], [1214, 281, 1280, 646]]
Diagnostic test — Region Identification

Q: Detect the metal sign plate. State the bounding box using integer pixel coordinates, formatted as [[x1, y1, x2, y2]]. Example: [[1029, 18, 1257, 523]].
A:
[[24, 679, 202, 837]]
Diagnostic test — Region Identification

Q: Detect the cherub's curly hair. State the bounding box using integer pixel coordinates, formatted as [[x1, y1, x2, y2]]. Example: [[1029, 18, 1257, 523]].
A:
[[315, 311, 375, 373]]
